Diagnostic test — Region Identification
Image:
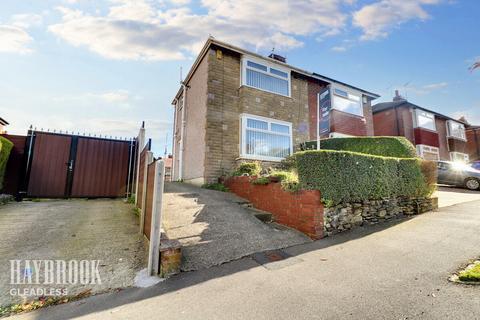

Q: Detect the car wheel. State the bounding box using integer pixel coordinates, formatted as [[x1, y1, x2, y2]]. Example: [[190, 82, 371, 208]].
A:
[[465, 178, 480, 190]]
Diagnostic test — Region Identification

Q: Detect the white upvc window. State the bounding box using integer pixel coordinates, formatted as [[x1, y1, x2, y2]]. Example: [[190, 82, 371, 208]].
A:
[[241, 56, 291, 97], [415, 109, 436, 131], [450, 152, 469, 162], [240, 114, 293, 162], [447, 120, 466, 140], [331, 85, 363, 116], [416, 144, 440, 161]]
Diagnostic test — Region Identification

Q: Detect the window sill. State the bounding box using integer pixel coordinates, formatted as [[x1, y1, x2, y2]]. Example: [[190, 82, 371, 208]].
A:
[[237, 155, 285, 162], [447, 136, 467, 142]]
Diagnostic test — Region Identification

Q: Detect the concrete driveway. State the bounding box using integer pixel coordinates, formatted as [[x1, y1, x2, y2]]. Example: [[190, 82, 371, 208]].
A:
[[162, 183, 311, 271], [0, 199, 147, 307]]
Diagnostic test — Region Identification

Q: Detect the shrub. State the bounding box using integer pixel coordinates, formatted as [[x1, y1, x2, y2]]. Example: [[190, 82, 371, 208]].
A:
[[296, 150, 433, 205], [202, 182, 229, 192], [251, 176, 270, 185], [0, 137, 13, 191], [270, 170, 300, 193], [232, 161, 261, 176], [301, 136, 417, 158]]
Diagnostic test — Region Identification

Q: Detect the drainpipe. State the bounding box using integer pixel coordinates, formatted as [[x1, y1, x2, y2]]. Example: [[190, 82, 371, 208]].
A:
[[171, 99, 178, 181], [178, 83, 187, 181]]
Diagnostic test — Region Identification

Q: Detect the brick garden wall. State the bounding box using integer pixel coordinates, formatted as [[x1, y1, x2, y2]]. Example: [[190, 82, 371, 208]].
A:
[[225, 176, 324, 239]]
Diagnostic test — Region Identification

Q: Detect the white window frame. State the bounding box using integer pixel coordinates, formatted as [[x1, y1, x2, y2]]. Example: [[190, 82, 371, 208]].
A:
[[239, 113, 293, 162], [450, 151, 469, 162], [446, 120, 466, 141], [331, 84, 363, 117], [414, 109, 436, 131], [416, 144, 440, 160], [241, 55, 291, 97]]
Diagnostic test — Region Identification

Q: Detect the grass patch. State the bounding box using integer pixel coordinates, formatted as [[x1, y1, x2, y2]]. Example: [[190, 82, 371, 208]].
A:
[[202, 183, 229, 192], [458, 261, 480, 282]]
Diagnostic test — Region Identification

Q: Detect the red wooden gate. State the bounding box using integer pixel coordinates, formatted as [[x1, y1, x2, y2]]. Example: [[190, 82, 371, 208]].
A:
[[27, 133, 72, 197], [24, 131, 135, 198], [71, 138, 130, 197]]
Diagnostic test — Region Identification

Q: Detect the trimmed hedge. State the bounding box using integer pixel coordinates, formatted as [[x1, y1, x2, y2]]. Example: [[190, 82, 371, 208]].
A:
[[301, 137, 417, 158], [0, 136, 14, 191], [296, 150, 435, 205]]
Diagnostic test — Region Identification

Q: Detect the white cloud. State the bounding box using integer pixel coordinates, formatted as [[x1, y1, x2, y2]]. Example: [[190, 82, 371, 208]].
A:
[[49, 0, 351, 61], [353, 0, 442, 41], [0, 25, 33, 54], [52, 90, 137, 106], [331, 46, 347, 52], [395, 81, 448, 96], [450, 109, 480, 125], [10, 13, 43, 29]]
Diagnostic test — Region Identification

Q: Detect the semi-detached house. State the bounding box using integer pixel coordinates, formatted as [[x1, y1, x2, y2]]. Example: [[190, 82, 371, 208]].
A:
[[171, 38, 379, 185], [372, 91, 469, 162]]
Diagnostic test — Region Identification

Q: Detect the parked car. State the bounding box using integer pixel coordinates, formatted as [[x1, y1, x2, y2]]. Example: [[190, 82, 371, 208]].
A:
[[470, 160, 480, 171], [436, 161, 480, 190]]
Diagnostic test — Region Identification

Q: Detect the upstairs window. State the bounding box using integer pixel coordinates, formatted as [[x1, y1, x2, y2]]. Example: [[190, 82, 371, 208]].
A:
[[240, 114, 292, 161], [415, 110, 436, 131], [332, 87, 362, 116], [242, 57, 290, 97], [447, 120, 466, 140]]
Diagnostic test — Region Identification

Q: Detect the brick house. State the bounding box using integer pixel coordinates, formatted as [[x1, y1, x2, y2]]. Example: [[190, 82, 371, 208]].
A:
[[0, 117, 8, 134], [171, 38, 379, 185], [372, 91, 468, 161], [465, 123, 480, 161]]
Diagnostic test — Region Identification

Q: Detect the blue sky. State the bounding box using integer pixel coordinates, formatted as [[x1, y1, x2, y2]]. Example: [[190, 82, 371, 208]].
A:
[[0, 0, 479, 155]]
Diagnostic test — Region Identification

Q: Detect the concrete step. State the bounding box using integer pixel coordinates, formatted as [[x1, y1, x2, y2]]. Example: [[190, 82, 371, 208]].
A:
[[244, 206, 273, 223]]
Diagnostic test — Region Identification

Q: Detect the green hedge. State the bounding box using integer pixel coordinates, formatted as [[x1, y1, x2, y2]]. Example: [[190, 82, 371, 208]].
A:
[[295, 150, 434, 205], [301, 137, 417, 158], [0, 136, 14, 191]]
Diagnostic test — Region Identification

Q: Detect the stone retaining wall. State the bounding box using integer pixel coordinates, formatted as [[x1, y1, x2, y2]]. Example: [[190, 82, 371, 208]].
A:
[[323, 197, 438, 236]]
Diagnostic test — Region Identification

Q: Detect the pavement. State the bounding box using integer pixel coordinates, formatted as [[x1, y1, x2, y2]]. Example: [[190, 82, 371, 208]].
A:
[[11, 197, 480, 320], [162, 182, 311, 271], [0, 199, 147, 307], [434, 186, 480, 208]]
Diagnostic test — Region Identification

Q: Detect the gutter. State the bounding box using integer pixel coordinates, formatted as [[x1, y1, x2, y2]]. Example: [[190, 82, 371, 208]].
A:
[[178, 82, 187, 181]]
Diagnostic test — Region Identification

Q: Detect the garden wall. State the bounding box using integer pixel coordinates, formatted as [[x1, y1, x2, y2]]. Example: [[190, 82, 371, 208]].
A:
[[224, 176, 324, 239], [225, 176, 438, 240], [323, 197, 438, 236]]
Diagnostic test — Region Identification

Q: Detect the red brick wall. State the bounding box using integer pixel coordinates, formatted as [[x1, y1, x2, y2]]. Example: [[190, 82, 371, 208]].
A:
[[224, 176, 323, 239], [373, 106, 415, 143], [307, 80, 327, 140], [435, 118, 450, 160], [414, 128, 440, 148], [466, 128, 480, 161], [330, 109, 367, 136]]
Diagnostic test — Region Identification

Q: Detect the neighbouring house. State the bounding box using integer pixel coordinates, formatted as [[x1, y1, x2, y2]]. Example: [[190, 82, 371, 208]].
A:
[[0, 117, 8, 134], [171, 37, 379, 185], [372, 91, 468, 162], [164, 155, 173, 181], [464, 121, 480, 161]]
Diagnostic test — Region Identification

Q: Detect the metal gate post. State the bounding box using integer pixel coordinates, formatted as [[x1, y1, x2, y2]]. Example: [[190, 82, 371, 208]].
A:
[[135, 122, 145, 205], [147, 160, 165, 276]]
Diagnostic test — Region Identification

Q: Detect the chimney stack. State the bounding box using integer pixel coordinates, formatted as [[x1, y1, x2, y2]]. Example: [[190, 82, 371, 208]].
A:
[[393, 90, 406, 102]]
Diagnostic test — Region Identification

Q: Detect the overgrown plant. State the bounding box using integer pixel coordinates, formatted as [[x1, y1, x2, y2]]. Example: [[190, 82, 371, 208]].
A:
[[296, 150, 434, 205], [232, 161, 261, 176], [0, 136, 14, 191], [251, 176, 270, 185], [301, 136, 417, 158], [202, 183, 229, 192]]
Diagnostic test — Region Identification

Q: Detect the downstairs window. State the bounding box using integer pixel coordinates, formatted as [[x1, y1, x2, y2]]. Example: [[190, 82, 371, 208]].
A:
[[240, 114, 292, 161]]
